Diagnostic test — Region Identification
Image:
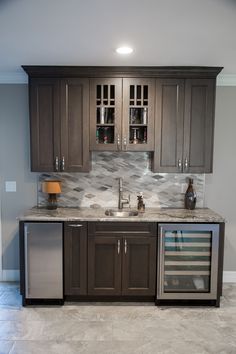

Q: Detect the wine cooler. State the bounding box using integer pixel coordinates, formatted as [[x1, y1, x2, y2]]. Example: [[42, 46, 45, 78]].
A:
[[157, 223, 219, 300]]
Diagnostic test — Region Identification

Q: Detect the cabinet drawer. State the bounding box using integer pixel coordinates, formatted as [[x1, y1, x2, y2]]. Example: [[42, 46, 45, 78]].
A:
[[88, 222, 157, 237]]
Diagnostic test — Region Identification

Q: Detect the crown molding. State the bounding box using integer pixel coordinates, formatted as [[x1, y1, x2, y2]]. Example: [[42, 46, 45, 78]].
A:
[[0, 71, 236, 86], [0, 72, 28, 84], [217, 74, 236, 86]]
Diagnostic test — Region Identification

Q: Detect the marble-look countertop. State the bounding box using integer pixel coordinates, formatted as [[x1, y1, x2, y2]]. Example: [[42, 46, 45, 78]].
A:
[[18, 207, 225, 223]]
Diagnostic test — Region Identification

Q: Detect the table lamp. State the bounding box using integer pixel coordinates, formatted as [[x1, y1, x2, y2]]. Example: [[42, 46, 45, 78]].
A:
[[42, 180, 61, 210]]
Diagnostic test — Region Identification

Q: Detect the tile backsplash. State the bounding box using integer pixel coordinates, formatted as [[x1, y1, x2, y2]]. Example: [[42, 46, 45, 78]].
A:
[[38, 152, 205, 209]]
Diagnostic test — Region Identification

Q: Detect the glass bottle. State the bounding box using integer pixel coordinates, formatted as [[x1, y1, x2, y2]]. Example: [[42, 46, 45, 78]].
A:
[[184, 178, 196, 210], [142, 107, 148, 125]]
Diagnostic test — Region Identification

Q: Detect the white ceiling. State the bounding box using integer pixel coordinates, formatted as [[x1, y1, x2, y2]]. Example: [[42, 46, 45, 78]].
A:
[[0, 0, 236, 77]]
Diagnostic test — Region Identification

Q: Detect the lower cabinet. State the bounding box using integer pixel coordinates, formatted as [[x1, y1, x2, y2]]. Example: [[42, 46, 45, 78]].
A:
[[88, 222, 157, 296], [88, 236, 121, 296], [156, 223, 221, 303], [64, 222, 87, 295]]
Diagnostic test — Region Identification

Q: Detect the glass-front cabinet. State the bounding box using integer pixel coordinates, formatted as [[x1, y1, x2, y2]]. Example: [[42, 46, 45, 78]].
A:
[[90, 78, 155, 151], [90, 78, 122, 150], [157, 224, 219, 300]]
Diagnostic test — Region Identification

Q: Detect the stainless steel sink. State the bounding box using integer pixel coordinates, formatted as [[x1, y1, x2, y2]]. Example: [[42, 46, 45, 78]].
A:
[[105, 209, 139, 217]]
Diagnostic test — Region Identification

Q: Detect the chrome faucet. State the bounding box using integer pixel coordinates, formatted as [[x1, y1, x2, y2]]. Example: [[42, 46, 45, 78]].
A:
[[118, 177, 130, 209]]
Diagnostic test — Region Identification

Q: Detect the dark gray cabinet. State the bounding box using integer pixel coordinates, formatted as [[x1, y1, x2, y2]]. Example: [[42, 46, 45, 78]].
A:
[[28, 77, 90, 172], [183, 79, 215, 173], [30, 78, 60, 172], [24, 66, 222, 173], [153, 78, 216, 173], [88, 222, 157, 296], [64, 222, 87, 296], [122, 236, 156, 296], [88, 235, 122, 296]]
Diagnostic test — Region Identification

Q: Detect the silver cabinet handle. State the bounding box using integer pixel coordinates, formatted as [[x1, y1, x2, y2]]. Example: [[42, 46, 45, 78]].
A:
[[55, 156, 59, 171], [117, 134, 120, 150], [184, 157, 188, 171], [124, 239, 127, 254], [123, 136, 127, 151], [117, 240, 120, 255], [24, 225, 29, 297], [68, 224, 83, 228], [178, 159, 182, 171], [61, 156, 65, 171]]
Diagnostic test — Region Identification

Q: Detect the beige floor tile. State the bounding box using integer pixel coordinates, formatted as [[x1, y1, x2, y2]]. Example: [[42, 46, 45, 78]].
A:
[[0, 282, 236, 353], [0, 341, 14, 354]]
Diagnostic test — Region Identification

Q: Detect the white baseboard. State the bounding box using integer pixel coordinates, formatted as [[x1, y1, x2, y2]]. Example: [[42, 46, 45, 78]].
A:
[[223, 271, 236, 283], [1, 270, 20, 282]]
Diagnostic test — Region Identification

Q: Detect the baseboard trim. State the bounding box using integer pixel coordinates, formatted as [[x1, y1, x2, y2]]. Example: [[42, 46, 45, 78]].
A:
[[223, 271, 236, 283], [1, 270, 20, 281]]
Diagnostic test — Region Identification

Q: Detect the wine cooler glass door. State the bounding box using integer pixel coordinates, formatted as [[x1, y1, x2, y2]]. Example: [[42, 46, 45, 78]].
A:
[[157, 224, 219, 300]]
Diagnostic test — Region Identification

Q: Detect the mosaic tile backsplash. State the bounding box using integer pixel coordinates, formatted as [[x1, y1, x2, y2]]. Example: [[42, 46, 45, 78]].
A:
[[38, 152, 205, 209]]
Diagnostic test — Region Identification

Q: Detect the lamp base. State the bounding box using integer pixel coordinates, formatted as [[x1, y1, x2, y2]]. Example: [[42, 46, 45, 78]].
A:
[[47, 193, 58, 210]]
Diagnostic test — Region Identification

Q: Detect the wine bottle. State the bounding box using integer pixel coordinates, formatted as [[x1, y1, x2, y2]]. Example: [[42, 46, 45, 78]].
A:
[[184, 178, 196, 210]]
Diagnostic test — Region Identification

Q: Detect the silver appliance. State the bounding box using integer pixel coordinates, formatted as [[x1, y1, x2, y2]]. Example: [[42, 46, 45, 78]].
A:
[[24, 222, 63, 299]]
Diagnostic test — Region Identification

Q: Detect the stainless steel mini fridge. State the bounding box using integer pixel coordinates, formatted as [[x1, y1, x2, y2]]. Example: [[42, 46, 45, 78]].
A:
[[24, 222, 63, 299]]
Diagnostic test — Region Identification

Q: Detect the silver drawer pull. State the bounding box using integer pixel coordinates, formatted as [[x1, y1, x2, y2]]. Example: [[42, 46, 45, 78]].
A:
[[124, 239, 127, 254], [55, 156, 59, 171], [184, 157, 188, 171], [117, 240, 120, 254], [61, 156, 65, 171], [68, 224, 83, 228]]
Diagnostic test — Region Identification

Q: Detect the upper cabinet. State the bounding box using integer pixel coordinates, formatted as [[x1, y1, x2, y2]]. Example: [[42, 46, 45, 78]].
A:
[[153, 77, 216, 173], [23, 66, 222, 174], [28, 77, 90, 172], [90, 78, 155, 151]]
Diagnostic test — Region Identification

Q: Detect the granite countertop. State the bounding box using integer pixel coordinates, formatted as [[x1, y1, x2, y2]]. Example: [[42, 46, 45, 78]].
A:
[[18, 207, 225, 223]]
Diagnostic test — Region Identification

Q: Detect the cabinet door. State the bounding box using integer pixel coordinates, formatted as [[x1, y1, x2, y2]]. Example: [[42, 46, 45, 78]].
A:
[[88, 236, 121, 295], [30, 78, 60, 172], [61, 78, 90, 172], [122, 237, 156, 296], [157, 223, 219, 300], [184, 79, 215, 173], [90, 78, 122, 151], [123, 78, 155, 151], [64, 222, 87, 296], [153, 79, 184, 172]]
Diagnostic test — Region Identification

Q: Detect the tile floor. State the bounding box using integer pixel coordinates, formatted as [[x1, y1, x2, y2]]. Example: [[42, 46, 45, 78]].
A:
[[0, 282, 236, 353]]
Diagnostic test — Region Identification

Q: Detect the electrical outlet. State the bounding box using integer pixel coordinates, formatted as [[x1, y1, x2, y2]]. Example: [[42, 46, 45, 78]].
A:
[[5, 181, 16, 192]]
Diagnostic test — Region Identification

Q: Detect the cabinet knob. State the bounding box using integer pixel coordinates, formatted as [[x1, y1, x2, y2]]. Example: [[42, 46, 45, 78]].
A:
[[55, 156, 59, 171], [61, 156, 65, 171]]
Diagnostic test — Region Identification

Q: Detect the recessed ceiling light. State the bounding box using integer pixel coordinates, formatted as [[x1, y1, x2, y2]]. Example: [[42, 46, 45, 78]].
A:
[[116, 46, 133, 54]]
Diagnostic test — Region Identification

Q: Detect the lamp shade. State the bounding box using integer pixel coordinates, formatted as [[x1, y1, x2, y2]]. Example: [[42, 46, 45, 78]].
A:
[[42, 180, 61, 194]]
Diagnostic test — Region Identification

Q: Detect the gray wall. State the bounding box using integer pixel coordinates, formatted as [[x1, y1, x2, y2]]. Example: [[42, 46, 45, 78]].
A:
[[0, 85, 37, 269], [205, 87, 236, 271], [0, 84, 235, 271]]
